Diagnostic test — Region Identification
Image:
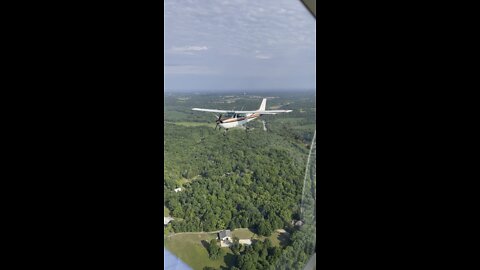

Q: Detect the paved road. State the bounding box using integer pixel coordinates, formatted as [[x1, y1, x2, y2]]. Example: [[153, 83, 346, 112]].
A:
[[166, 230, 223, 238], [167, 228, 288, 238]]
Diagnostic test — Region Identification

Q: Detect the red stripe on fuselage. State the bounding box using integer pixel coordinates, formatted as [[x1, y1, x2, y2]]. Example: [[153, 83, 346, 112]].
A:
[[221, 114, 258, 123]]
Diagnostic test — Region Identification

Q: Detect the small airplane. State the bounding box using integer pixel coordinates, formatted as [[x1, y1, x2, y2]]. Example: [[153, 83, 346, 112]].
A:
[[192, 98, 292, 133]]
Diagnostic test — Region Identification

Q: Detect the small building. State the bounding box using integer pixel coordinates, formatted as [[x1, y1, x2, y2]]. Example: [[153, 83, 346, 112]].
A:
[[174, 188, 182, 193], [239, 239, 252, 245], [218, 230, 233, 247], [220, 241, 231, 248], [218, 230, 232, 242], [164, 217, 174, 226]]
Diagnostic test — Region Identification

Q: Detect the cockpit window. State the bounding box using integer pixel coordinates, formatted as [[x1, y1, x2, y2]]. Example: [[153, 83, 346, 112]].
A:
[[223, 112, 235, 118]]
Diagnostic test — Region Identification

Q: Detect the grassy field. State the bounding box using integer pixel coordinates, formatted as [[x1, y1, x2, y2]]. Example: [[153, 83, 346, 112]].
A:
[[164, 233, 233, 270], [232, 228, 255, 239], [265, 231, 289, 247], [164, 206, 170, 217], [164, 228, 290, 269], [232, 228, 287, 246]]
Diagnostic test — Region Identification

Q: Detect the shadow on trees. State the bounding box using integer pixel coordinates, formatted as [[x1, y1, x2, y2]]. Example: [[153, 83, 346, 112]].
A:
[[201, 240, 210, 251], [277, 232, 291, 247], [221, 253, 237, 270], [248, 225, 258, 235]]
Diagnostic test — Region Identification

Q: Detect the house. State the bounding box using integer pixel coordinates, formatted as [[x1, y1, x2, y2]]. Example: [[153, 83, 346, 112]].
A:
[[218, 230, 232, 247], [239, 239, 252, 245], [174, 188, 182, 193], [164, 217, 174, 226], [291, 219, 305, 227], [218, 230, 232, 242]]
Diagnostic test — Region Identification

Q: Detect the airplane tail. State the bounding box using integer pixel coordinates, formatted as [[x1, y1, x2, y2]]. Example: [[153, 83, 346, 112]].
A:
[[258, 98, 267, 111]]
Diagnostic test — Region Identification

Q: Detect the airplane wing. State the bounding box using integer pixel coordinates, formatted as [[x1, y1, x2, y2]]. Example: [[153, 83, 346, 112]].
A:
[[235, 110, 293, 114], [192, 108, 230, 113], [192, 108, 292, 114]]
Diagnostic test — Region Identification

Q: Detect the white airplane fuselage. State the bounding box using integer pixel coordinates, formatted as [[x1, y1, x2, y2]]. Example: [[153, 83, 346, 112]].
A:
[[218, 113, 259, 129], [192, 98, 292, 132]]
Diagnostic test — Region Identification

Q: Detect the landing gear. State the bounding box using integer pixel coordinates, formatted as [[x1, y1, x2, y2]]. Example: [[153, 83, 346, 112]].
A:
[[223, 129, 228, 136]]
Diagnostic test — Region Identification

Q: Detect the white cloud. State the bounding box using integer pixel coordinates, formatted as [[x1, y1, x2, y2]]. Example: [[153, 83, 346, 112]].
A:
[[164, 65, 217, 75], [164, 0, 315, 89], [254, 50, 272, 59], [255, 55, 271, 59], [164, 0, 315, 56], [169, 46, 208, 54]]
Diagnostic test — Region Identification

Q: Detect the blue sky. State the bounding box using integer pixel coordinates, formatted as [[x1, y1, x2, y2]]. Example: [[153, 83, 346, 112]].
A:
[[164, 0, 316, 91]]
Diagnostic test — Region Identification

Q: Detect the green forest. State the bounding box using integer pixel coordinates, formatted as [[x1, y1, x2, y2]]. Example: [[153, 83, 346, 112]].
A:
[[164, 91, 316, 270]]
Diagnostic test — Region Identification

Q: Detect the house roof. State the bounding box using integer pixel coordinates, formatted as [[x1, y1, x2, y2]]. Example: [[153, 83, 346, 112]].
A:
[[164, 217, 174, 225], [295, 220, 304, 226], [239, 239, 252, 245], [218, 230, 232, 239]]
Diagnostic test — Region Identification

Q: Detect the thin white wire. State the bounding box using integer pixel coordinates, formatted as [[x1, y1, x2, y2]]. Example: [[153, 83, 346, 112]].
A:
[[301, 129, 316, 217]]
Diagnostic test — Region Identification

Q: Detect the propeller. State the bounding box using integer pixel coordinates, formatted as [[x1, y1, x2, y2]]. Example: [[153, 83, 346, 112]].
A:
[[214, 114, 223, 130]]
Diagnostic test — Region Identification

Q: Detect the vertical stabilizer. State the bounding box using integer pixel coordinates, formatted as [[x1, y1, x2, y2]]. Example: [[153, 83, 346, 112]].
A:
[[258, 98, 267, 111]]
